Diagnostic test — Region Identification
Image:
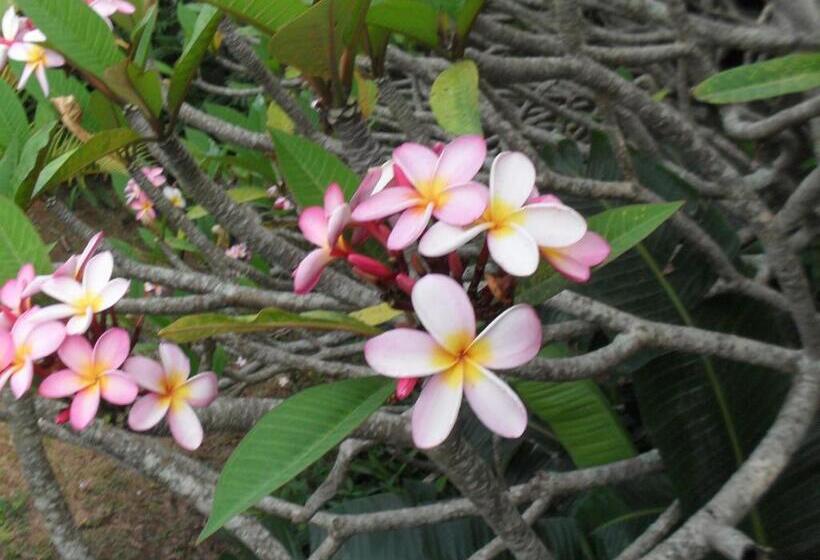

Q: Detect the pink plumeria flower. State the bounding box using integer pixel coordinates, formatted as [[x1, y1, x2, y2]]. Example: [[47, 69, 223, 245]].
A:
[[0, 7, 23, 70], [352, 136, 489, 250], [87, 0, 135, 17], [1, 264, 35, 320], [24, 232, 105, 300], [274, 196, 295, 211], [419, 152, 588, 276], [125, 343, 218, 450], [0, 309, 65, 399], [531, 195, 611, 282], [365, 274, 540, 448], [143, 281, 166, 296], [38, 252, 130, 335], [127, 167, 167, 194], [162, 186, 186, 209], [8, 29, 65, 97], [130, 190, 157, 224], [225, 243, 249, 260], [39, 328, 138, 431], [293, 184, 353, 294]]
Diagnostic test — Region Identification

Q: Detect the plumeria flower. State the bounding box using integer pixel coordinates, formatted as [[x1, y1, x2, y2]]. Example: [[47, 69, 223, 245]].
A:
[[274, 196, 294, 211], [87, 0, 135, 17], [352, 136, 489, 250], [38, 252, 130, 334], [419, 152, 588, 276], [23, 232, 104, 300], [162, 186, 186, 209], [129, 189, 157, 224], [531, 195, 610, 282], [0, 310, 66, 399], [1, 264, 35, 320], [225, 243, 249, 260], [125, 343, 218, 450], [365, 274, 540, 448], [0, 7, 23, 70], [143, 281, 166, 297], [8, 29, 65, 96], [39, 328, 138, 431], [127, 167, 167, 195]]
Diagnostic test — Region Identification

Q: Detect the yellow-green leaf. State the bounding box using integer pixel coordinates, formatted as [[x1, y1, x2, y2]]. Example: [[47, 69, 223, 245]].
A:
[[430, 60, 482, 135]]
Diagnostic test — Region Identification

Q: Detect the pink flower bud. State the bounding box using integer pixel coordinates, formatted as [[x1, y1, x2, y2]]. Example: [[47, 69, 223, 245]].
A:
[[347, 253, 392, 279], [395, 378, 417, 400], [395, 273, 416, 295], [54, 408, 70, 425]]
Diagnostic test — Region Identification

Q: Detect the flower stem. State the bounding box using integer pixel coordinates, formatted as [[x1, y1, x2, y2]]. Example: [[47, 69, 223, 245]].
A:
[[468, 239, 490, 297]]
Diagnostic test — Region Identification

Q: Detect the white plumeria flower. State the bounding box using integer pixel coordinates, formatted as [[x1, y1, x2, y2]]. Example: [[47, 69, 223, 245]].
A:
[[365, 274, 541, 448], [162, 186, 186, 209], [38, 252, 130, 334], [87, 0, 135, 17], [8, 29, 64, 96], [419, 152, 588, 276], [0, 7, 22, 70]]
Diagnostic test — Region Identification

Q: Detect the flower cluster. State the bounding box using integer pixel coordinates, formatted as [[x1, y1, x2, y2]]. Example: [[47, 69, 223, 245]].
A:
[[0, 233, 216, 450], [124, 166, 187, 225], [0, 2, 133, 97], [291, 137, 611, 447]]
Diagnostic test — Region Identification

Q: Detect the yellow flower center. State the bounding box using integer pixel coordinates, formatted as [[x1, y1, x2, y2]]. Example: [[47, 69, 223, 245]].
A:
[[160, 370, 190, 411], [416, 178, 449, 208], [13, 344, 31, 368], [73, 291, 103, 315], [28, 45, 46, 66], [433, 330, 494, 387]]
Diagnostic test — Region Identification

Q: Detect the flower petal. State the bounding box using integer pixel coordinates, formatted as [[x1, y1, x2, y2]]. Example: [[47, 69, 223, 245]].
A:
[[159, 343, 190, 380], [412, 274, 475, 354], [469, 305, 542, 369], [490, 151, 535, 216], [66, 308, 93, 335], [298, 206, 329, 247], [183, 372, 218, 407], [27, 321, 66, 359], [10, 360, 33, 399], [326, 203, 351, 247], [92, 328, 130, 371], [100, 371, 138, 405], [386, 203, 434, 251], [128, 394, 170, 432], [70, 384, 100, 430], [517, 204, 587, 248], [418, 221, 490, 258], [542, 250, 590, 283], [2, 8, 19, 40], [39, 369, 90, 398], [168, 401, 204, 450], [77, 232, 104, 276], [411, 365, 464, 449], [365, 329, 455, 377], [463, 361, 527, 439], [123, 356, 165, 393], [323, 183, 345, 214], [433, 182, 489, 226], [0, 330, 12, 370], [434, 136, 486, 187], [293, 248, 333, 294], [41, 277, 84, 304], [487, 225, 540, 277], [351, 186, 420, 222], [58, 335, 94, 373], [560, 231, 610, 266], [393, 143, 439, 187], [83, 252, 114, 294], [1, 279, 21, 309], [98, 278, 130, 310]]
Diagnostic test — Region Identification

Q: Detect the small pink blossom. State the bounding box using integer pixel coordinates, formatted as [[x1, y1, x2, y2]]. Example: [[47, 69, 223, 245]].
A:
[[39, 328, 138, 431], [143, 282, 166, 297], [419, 152, 587, 276], [1, 264, 35, 319], [128, 188, 157, 224], [266, 185, 280, 198], [24, 232, 105, 300], [38, 252, 130, 335], [274, 196, 295, 211], [225, 243, 249, 260], [8, 29, 64, 96], [352, 136, 489, 250], [125, 343, 218, 450], [0, 309, 66, 399], [87, 0, 135, 17], [365, 274, 539, 448]]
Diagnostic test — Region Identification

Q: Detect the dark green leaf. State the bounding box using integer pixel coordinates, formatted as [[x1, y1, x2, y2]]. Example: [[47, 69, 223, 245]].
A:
[[202, 0, 307, 35], [0, 80, 28, 150], [0, 195, 52, 279], [693, 53, 820, 104], [200, 377, 393, 541], [132, 4, 158, 68], [367, 0, 439, 46], [270, 129, 360, 207], [11, 121, 56, 206]]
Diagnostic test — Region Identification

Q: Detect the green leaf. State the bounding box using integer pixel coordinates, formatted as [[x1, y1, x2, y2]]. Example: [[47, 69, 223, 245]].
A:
[[0, 80, 28, 150], [202, 0, 307, 35], [167, 5, 223, 121], [0, 195, 52, 280], [429, 60, 482, 135], [517, 202, 684, 305], [103, 61, 163, 118], [270, 0, 370, 79], [513, 346, 636, 467], [32, 128, 138, 197], [693, 53, 820, 104], [367, 0, 440, 46], [455, 0, 484, 39], [159, 307, 379, 343], [11, 121, 56, 207], [266, 101, 296, 134], [132, 4, 158, 69], [0, 138, 20, 198], [16, 0, 124, 78], [270, 130, 360, 207], [199, 377, 394, 541], [187, 186, 269, 220]]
